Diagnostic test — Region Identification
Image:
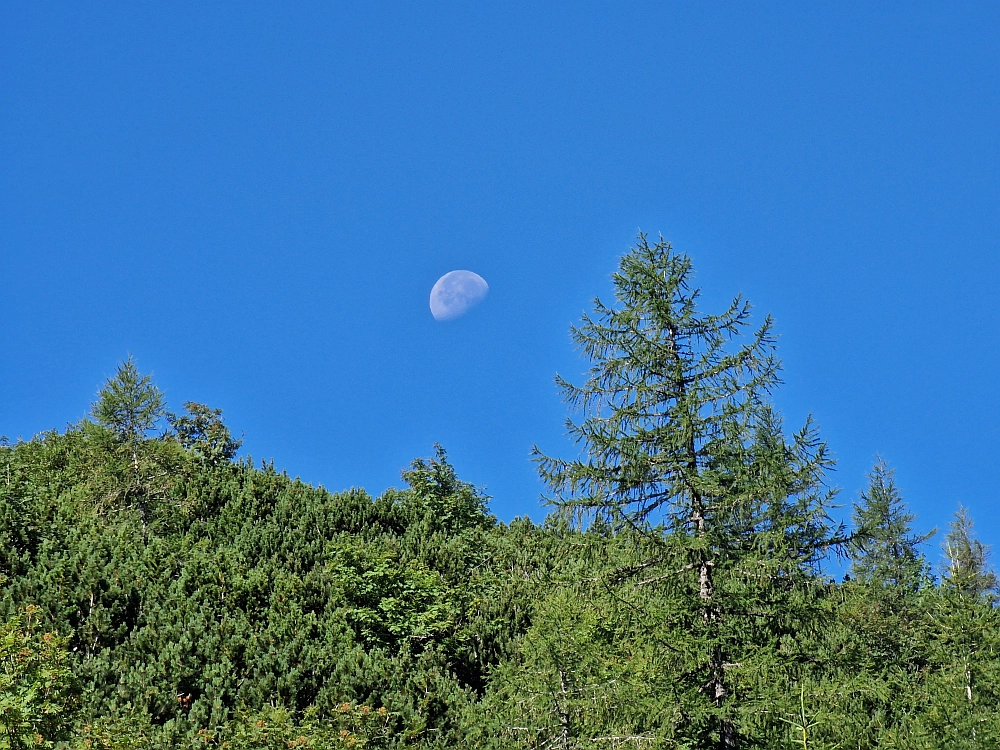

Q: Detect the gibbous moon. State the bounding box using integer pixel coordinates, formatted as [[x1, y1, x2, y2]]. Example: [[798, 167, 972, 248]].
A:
[[430, 270, 489, 321]]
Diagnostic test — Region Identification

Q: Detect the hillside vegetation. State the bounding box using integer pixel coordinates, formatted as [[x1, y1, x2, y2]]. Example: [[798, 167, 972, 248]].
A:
[[2, 236, 999, 749]]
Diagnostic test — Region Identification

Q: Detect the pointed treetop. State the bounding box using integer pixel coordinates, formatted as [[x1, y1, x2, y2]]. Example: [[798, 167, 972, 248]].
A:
[[850, 458, 932, 589], [942, 505, 997, 600], [402, 444, 493, 533], [91, 355, 166, 443], [532, 233, 800, 531]]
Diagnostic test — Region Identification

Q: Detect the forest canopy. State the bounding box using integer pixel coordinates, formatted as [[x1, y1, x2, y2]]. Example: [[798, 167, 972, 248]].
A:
[[1, 236, 998, 749]]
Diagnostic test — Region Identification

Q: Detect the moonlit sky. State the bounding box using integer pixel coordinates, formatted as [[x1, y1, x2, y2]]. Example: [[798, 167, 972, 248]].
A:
[[3, 3, 1000, 555]]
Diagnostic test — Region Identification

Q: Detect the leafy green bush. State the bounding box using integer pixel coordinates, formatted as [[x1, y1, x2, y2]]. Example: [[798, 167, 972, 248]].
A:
[[0, 605, 78, 749], [74, 704, 392, 750]]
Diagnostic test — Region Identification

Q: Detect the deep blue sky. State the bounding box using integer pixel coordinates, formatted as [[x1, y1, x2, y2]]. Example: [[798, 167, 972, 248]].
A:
[[3, 3, 999, 559]]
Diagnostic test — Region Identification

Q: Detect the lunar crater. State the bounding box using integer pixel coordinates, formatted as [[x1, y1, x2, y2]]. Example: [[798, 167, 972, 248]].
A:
[[430, 270, 489, 321]]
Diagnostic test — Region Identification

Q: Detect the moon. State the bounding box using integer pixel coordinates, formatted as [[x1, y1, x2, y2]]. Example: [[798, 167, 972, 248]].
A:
[[430, 270, 489, 321]]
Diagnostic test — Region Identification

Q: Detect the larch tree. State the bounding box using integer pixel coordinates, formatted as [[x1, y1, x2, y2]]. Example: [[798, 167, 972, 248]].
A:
[[928, 506, 1000, 733], [532, 234, 843, 749], [91, 355, 166, 446], [850, 458, 932, 591], [942, 506, 997, 601], [90, 355, 174, 524]]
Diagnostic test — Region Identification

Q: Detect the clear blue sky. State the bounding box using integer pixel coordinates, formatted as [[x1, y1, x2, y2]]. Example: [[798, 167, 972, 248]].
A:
[[3, 3, 998, 558]]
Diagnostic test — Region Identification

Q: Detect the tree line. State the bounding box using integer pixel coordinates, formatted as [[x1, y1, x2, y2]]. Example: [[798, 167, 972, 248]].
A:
[[2, 235, 998, 748]]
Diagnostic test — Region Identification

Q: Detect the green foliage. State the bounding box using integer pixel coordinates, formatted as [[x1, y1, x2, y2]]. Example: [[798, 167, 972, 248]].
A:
[[0, 606, 78, 749], [532, 234, 842, 748], [328, 537, 456, 647], [168, 403, 242, 467], [850, 458, 932, 590], [533, 233, 782, 527], [91, 356, 166, 444], [84, 358, 181, 526], [5, 242, 1000, 750], [74, 704, 393, 749], [478, 531, 676, 749], [0, 401, 532, 748], [942, 505, 997, 601]]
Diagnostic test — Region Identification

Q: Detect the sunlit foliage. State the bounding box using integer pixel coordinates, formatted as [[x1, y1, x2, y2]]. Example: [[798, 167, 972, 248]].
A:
[[2, 241, 999, 747]]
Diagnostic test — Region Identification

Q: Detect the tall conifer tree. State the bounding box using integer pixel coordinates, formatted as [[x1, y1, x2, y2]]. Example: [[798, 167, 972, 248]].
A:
[[90, 356, 173, 524], [850, 458, 931, 591], [91, 355, 165, 445], [533, 235, 842, 748], [942, 506, 997, 601]]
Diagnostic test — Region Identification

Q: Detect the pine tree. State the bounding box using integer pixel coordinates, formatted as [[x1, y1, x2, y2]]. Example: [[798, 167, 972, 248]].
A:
[[850, 458, 931, 591], [532, 234, 842, 748]]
